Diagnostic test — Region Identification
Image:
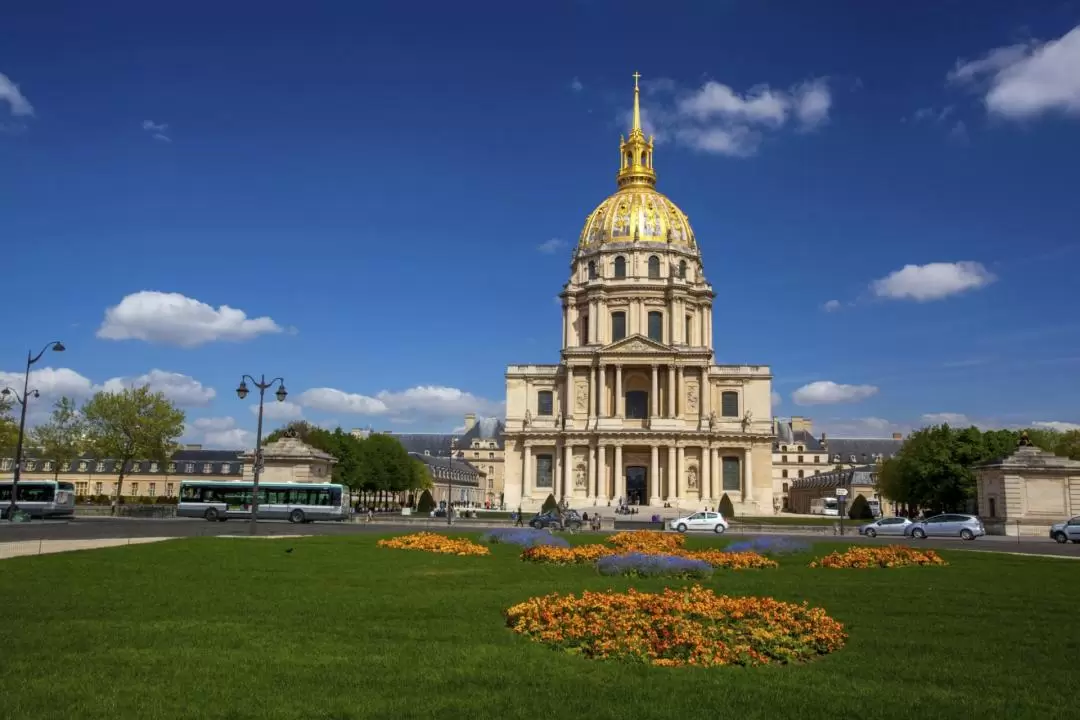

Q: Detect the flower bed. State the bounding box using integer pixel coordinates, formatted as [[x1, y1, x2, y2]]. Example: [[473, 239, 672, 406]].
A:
[[725, 537, 810, 556], [685, 549, 779, 569], [481, 528, 570, 549], [520, 530, 776, 570], [506, 585, 845, 667], [376, 532, 490, 556], [597, 552, 714, 579], [809, 545, 947, 569], [608, 530, 685, 554], [520, 544, 614, 565]]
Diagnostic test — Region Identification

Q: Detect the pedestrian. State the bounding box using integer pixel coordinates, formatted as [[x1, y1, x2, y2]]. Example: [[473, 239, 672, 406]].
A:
[[514, 507, 524, 527]]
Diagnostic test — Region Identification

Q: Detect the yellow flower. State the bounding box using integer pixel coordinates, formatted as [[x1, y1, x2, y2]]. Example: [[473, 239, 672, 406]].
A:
[[809, 545, 947, 569], [377, 532, 489, 556]]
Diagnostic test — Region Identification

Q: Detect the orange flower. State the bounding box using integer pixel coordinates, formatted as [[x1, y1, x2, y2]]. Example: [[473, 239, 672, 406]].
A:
[[506, 585, 846, 667], [377, 532, 489, 556], [809, 545, 947, 569], [686, 549, 778, 569], [609, 530, 686, 553], [520, 531, 776, 570], [521, 544, 614, 565]]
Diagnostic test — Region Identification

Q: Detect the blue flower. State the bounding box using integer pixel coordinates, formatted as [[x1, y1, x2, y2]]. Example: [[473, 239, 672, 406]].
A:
[[596, 552, 713, 579], [725, 537, 810, 556], [480, 528, 571, 548]]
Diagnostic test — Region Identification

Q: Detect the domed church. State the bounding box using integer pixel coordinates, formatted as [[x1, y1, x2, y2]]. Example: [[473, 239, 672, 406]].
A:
[[503, 75, 774, 514]]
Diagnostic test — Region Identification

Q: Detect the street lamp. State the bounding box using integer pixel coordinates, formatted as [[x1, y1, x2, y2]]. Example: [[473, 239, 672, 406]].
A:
[[236, 374, 287, 536], [446, 437, 457, 526], [3, 340, 64, 520]]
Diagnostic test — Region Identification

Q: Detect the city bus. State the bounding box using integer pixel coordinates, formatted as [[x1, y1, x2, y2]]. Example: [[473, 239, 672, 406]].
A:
[[809, 496, 840, 516], [177, 481, 348, 523], [0, 480, 76, 519]]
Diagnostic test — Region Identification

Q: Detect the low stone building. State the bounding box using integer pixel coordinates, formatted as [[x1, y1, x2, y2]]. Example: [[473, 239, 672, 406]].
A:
[[975, 434, 1080, 536], [788, 464, 883, 517], [409, 452, 485, 506], [240, 432, 337, 484]]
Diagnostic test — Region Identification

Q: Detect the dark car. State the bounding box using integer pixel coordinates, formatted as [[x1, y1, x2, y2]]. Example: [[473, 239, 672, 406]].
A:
[[530, 509, 582, 531]]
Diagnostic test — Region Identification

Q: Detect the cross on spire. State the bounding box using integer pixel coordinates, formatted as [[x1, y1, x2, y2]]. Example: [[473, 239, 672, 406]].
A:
[[632, 71, 641, 89]]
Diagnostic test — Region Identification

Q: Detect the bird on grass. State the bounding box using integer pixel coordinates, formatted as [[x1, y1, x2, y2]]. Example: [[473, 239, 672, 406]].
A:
[[285, 548, 294, 554]]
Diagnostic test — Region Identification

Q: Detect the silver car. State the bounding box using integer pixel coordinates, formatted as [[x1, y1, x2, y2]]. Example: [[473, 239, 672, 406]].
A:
[[859, 516, 912, 537], [1049, 516, 1080, 544], [909, 513, 985, 541]]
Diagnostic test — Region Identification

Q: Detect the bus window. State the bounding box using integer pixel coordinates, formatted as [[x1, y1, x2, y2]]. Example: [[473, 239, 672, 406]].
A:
[[18, 484, 55, 502], [330, 488, 342, 506]]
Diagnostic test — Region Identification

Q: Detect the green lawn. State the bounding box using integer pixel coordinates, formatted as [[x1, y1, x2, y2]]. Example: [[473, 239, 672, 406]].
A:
[[1, 534, 1077, 720]]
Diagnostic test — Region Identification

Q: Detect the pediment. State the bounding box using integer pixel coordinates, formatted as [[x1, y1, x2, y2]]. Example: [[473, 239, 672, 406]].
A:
[[602, 334, 671, 354]]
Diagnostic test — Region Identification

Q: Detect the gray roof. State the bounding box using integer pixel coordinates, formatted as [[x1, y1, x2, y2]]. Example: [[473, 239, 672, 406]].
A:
[[386, 433, 459, 456], [409, 452, 482, 487], [4, 449, 244, 476], [459, 417, 506, 450], [822, 438, 903, 464], [791, 464, 877, 490], [773, 422, 825, 452]]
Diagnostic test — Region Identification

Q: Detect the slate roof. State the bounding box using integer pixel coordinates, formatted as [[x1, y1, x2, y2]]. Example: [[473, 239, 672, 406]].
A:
[[791, 464, 878, 490], [388, 433, 460, 456], [822, 438, 903, 464], [409, 452, 482, 487], [1, 449, 244, 476], [772, 421, 825, 452], [459, 417, 506, 450]]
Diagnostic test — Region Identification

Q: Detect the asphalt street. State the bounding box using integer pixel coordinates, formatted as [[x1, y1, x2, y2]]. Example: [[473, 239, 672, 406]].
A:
[[1, 517, 1077, 557]]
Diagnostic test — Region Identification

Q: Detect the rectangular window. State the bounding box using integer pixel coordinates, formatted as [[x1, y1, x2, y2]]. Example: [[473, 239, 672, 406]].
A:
[[814, 456, 820, 463], [721, 391, 739, 417], [611, 311, 626, 341], [25, 461, 36, 471], [722, 457, 741, 491], [988, 497, 996, 518], [168, 462, 176, 473], [132, 462, 141, 472], [185, 463, 195, 473], [166, 483, 174, 497], [94, 482, 103, 495], [537, 391, 554, 416], [149, 483, 156, 497], [684, 315, 692, 345], [0, 460, 10, 471], [781, 469, 788, 478], [220, 463, 231, 473], [202, 463, 212, 473], [648, 311, 663, 342], [79, 461, 89, 472], [781, 455, 788, 463], [76, 482, 88, 495], [797, 455, 804, 463], [150, 462, 159, 472], [535, 454, 554, 488], [131, 482, 139, 496], [581, 315, 590, 344], [95, 462, 105, 472], [782, 482, 789, 493], [798, 470, 804, 478]]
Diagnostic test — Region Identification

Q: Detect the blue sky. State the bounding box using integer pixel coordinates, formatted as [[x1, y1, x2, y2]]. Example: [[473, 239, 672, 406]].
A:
[[2, 1, 1079, 447]]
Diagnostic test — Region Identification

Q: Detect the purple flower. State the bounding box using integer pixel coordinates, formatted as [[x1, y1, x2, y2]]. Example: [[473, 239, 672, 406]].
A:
[[725, 537, 810, 556], [596, 552, 713, 579], [481, 528, 571, 548]]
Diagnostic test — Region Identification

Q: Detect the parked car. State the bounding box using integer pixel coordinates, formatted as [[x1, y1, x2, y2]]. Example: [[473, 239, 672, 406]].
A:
[[909, 513, 985, 540], [530, 509, 582, 531], [859, 516, 912, 537], [1049, 516, 1080, 543], [668, 511, 728, 534]]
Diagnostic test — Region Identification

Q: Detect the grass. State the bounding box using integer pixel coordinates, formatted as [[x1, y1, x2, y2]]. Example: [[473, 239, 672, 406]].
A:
[[1, 533, 1078, 720]]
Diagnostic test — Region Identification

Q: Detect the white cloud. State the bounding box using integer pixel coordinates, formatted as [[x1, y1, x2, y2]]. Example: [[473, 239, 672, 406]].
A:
[[1032, 420, 1080, 432], [183, 416, 252, 449], [0, 367, 94, 400], [649, 76, 831, 157], [770, 391, 782, 408], [537, 238, 565, 254], [870, 261, 996, 302], [792, 381, 878, 406], [948, 26, 1080, 119], [822, 299, 842, 312], [142, 119, 171, 142], [921, 412, 973, 426], [0, 72, 34, 117], [819, 417, 907, 438], [570, 77, 584, 93], [97, 369, 215, 407], [298, 388, 388, 416], [97, 291, 284, 347], [250, 400, 304, 422]]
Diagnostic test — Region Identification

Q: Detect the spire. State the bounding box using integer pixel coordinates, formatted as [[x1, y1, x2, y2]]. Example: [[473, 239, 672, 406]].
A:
[[616, 72, 656, 189]]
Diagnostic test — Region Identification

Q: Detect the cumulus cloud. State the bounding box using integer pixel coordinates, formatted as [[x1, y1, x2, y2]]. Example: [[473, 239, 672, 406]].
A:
[[142, 119, 171, 142], [643, 76, 832, 157], [570, 77, 584, 92], [298, 388, 388, 415], [97, 369, 216, 407], [97, 291, 284, 347], [537, 238, 566, 254], [183, 417, 252, 450], [250, 400, 304, 422], [921, 412, 974, 426], [0, 367, 94, 400], [297, 384, 504, 426], [0, 72, 34, 117], [822, 299, 842, 312], [871, 261, 996, 302], [947, 26, 1080, 119], [1031, 420, 1080, 432], [792, 381, 878, 406]]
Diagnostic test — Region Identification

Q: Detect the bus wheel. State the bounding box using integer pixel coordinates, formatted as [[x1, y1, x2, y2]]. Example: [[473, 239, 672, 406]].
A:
[[289, 509, 305, 524], [204, 508, 219, 522]]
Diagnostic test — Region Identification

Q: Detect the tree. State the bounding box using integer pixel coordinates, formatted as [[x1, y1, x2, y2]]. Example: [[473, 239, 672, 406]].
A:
[[848, 494, 875, 520], [416, 489, 436, 513], [30, 397, 85, 481], [0, 394, 17, 457], [541, 493, 559, 513], [82, 385, 185, 515], [718, 493, 735, 519]]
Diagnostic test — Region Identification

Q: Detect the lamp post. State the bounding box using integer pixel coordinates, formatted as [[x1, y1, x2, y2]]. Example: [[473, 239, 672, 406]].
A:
[[447, 437, 457, 526], [3, 340, 64, 519], [236, 374, 287, 536]]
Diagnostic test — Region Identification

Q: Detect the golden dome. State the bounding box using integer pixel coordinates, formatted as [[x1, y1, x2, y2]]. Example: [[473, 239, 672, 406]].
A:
[[577, 73, 696, 251]]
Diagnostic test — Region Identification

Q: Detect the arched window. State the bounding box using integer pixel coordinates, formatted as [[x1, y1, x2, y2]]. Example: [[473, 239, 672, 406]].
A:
[[587, 261, 596, 280], [614, 256, 626, 278], [625, 390, 648, 419], [678, 260, 687, 278], [648, 255, 660, 279], [684, 315, 692, 345], [537, 391, 553, 416], [611, 311, 627, 341], [580, 313, 589, 344], [721, 391, 739, 417], [647, 311, 663, 342], [625, 153, 632, 167]]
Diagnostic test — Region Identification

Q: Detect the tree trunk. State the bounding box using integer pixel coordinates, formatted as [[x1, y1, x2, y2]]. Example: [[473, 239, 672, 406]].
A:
[[111, 468, 127, 516]]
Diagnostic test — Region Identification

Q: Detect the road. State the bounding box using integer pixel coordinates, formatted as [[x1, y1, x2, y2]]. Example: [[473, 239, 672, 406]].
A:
[[1, 517, 1077, 558]]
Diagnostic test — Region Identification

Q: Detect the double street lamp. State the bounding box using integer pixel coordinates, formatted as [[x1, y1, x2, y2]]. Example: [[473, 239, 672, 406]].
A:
[[236, 374, 287, 536], [446, 437, 457, 526], [2, 341, 64, 519]]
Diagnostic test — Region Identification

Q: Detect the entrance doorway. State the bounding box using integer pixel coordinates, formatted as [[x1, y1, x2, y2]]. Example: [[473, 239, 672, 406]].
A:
[[625, 466, 647, 505]]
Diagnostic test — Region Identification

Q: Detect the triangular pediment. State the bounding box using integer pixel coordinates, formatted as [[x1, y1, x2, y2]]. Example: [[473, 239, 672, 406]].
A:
[[602, 333, 671, 354]]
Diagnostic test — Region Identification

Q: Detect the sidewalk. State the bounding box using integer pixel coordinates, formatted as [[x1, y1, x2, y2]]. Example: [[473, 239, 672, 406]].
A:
[[0, 537, 176, 560]]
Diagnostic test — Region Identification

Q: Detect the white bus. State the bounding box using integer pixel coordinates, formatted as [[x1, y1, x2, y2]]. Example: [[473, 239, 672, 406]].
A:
[[810, 497, 840, 516], [0, 480, 76, 519], [177, 481, 348, 523]]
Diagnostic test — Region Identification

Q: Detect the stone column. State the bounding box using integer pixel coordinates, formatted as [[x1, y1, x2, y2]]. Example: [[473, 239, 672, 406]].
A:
[[710, 447, 719, 501], [701, 370, 711, 423], [677, 367, 685, 419], [675, 445, 685, 501], [587, 444, 596, 501], [667, 365, 676, 417], [666, 446, 676, 501], [561, 306, 567, 349], [588, 300, 597, 345], [743, 446, 754, 503], [595, 365, 603, 418], [553, 444, 561, 498], [588, 365, 596, 423], [615, 364, 624, 418], [706, 306, 713, 348], [701, 445, 711, 503], [523, 443, 533, 500], [650, 445, 660, 505], [564, 444, 574, 500], [614, 445, 624, 503], [650, 365, 659, 417], [597, 445, 607, 500]]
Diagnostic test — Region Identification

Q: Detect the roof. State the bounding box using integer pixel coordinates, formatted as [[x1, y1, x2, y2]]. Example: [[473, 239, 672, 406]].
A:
[[458, 417, 506, 450], [409, 452, 482, 487], [240, 436, 336, 463], [976, 444, 1080, 471], [822, 438, 903, 463], [791, 464, 878, 490], [1, 450, 243, 477], [385, 433, 458, 456], [772, 422, 825, 452]]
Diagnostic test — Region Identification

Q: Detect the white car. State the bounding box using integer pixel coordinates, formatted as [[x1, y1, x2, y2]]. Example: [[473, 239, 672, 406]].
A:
[[668, 511, 728, 534]]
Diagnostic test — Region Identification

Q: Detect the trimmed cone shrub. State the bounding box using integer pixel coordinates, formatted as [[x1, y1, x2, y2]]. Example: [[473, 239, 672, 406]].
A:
[[541, 494, 559, 513], [718, 493, 735, 519], [848, 494, 875, 520], [416, 489, 436, 513]]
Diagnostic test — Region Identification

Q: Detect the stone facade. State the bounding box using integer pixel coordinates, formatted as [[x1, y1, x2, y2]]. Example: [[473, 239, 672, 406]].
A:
[[976, 440, 1080, 536], [240, 434, 336, 484], [503, 77, 774, 514]]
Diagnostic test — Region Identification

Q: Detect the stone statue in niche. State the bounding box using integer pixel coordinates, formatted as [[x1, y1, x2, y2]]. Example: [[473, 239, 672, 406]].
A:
[[686, 465, 699, 489], [686, 383, 698, 413], [708, 411, 717, 430], [741, 409, 753, 432], [523, 409, 532, 428], [555, 410, 563, 429], [574, 462, 587, 489], [575, 383, 588, 412]]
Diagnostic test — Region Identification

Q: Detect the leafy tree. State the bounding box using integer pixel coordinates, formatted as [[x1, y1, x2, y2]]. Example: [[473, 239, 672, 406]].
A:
[[81, 385, 185, 515], [0, 394, 17, 456], [30, 397, 85, 481], [416, 489, 436, 513], [541, 493, 559, 513], [1056, 431, 1080, 461], [410, 458, 433, 492], [718, 493, 735, 519], [848, 494, 875, 520], [356, 433, 415, 494]]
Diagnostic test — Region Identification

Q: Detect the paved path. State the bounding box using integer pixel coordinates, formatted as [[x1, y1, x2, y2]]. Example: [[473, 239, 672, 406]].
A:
[[2, 517, 1078, 558]]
